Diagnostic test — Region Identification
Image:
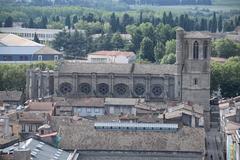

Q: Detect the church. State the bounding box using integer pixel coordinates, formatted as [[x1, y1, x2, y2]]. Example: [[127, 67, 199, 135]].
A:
[[26, 27, 211, 126]]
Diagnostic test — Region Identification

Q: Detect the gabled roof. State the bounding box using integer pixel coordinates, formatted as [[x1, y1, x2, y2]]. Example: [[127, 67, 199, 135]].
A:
[[0, 34, 43, 47], [27, 102, 55, 113], [55, 98, 105, 107], [34, 46, 61, 55], [0, 91, 22, 102]]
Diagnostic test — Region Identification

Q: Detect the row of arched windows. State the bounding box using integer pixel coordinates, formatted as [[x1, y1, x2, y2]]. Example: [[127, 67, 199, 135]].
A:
[[185, 41, 208, 60]]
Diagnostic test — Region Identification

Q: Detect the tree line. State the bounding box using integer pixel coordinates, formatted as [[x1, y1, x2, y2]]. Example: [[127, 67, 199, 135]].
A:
[[121, 0, 211, 5]]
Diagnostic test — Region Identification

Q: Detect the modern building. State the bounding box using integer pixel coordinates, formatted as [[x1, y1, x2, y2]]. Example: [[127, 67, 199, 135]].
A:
[[0, 138, 79, 160], [0, 27, 61, 44], [87, 50, 136, 63], [26, 28, 211, 129], [0, 34, 62, 63]]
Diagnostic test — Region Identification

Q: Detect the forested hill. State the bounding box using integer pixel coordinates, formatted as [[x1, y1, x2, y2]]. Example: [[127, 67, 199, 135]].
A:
[[120, 0, 212, 5]]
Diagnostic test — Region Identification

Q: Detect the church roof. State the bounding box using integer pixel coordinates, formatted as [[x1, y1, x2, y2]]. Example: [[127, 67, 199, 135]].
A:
[[184, 31, 211, 39], [58, 62, 177, 75]]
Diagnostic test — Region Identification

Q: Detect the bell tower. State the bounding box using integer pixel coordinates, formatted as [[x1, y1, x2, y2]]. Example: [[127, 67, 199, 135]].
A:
[[176, 27, 211, 130]]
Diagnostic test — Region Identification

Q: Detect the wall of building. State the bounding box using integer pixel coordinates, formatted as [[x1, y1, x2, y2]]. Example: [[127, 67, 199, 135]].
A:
[[73, 107, 105, 117]]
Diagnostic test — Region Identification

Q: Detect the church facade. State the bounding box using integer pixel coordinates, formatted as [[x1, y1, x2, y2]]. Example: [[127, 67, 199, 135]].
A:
[[26, 28, 211, 122]]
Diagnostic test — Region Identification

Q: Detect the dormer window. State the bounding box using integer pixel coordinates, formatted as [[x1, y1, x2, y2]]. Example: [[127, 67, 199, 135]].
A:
[[193, 41, 199, 60]]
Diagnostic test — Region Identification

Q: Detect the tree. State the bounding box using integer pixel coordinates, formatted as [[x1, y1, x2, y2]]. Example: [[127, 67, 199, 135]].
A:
[[33, 33, 40, 43], [28, 18, 35, 28], [110, 12, 118, 33], [140, 37, 155, 62], [160, 53, 176, 64], [64, 30, 87, 57], [111, 33, 124, 50], [139, 23, 155, 42], [218, 15, 223, 32], [39, 16, 48, 29], [126, 25, 143, 52], [72, 15, 78, 25], [154, 41, 165, 63], [213, 39, 240, 58], [162, 12, 167, 24], [65, 15, 71, 29], [121, 13, 134, 33], [4, 16, 13, 27], [52, 30, 69, 51], [165, 39, 176, 55], [211, 12, 217, 33], [211, 57, 240, 98]]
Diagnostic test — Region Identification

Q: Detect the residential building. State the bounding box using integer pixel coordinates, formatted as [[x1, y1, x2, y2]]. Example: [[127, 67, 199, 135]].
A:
[[0, 34, 62, 63], [55, 98, 105, 117], [0, 91, 23, 108], [105, 98, 139, 115], [87, 50, 136, 63], [25, 101, 55, 115]]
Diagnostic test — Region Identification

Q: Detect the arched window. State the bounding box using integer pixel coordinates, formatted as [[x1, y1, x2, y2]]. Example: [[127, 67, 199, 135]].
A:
[[193, 41, 199, 60], [203, 41, 208, 59], [185, 41, 189, 59]]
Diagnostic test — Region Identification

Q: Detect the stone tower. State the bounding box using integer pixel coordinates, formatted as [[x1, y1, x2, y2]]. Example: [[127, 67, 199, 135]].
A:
[[176, 27, 211, 130]]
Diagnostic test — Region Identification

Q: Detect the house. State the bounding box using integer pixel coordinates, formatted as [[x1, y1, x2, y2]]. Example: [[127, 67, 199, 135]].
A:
[[0, 138, 79, 160], [26, 101, 55, 115], [158, 102, 204, 127], [55, 98, 105, 117], [87, 50, 136, 63], [0, 91, 23, 110], [0, 34, 62, 63], [104, 98, 140, 115], [17, 112, 47, 136]]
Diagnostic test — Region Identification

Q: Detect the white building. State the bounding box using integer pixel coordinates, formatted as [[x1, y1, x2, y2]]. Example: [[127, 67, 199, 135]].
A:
[[87, 50, 136, 64]]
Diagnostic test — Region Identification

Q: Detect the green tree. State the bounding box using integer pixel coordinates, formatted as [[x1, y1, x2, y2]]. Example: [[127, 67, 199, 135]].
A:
[[111, 33, 124, 50], [218, 15, 223, 32], [154, 41, 165, 63], [4, 16, 13, 27], [110, 12, 118, 33], [33, 32, 40, 43], [28, 18, 35, 28], [65, 15, 71, 29], [140, 37, 155, 62], [72, 15, 78, 27], [139, 22, 155, 42], [52, 30, 69, 51], [213, 39, 239, 58], [65, 30, 87, 58], [211, 12, 217, 33], [160, 53, 176, 64], [165, 39, 176, 55]]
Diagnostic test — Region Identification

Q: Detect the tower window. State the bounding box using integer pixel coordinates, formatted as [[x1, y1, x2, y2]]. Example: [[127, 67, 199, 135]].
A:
[[203, 41, 208, 59], [185, 41, 189, 59], [193, 41, 199, 60], [194, 78, 198, 85]]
